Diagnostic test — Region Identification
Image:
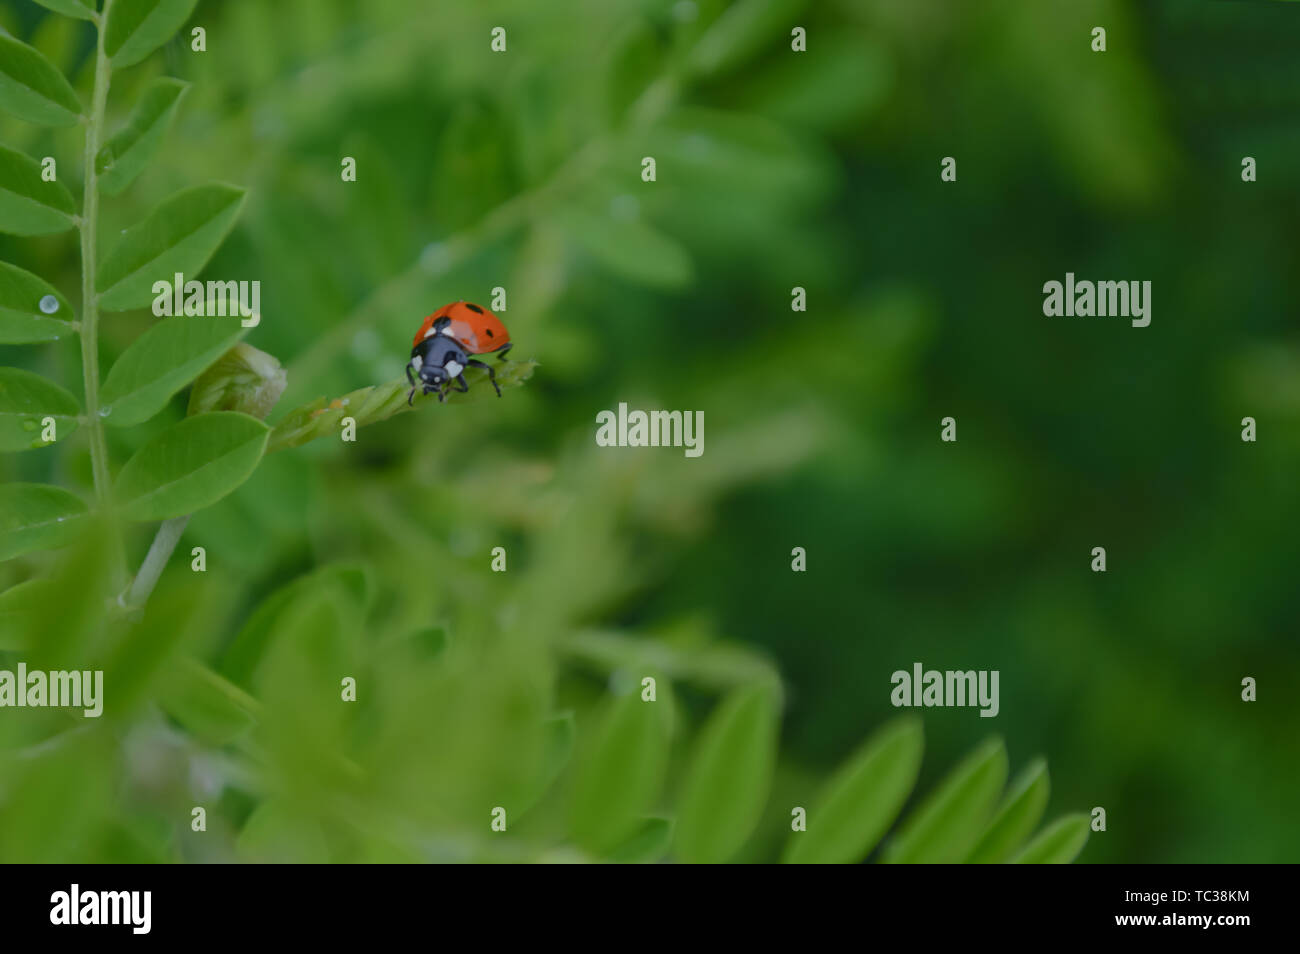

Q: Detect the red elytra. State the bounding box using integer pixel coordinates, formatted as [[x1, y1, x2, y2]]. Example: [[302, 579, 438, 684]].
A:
[[411, 300, 511, 354]]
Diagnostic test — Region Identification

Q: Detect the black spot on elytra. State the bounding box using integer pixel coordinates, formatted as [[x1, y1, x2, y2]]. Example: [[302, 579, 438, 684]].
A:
[[485, 329, 494, 337], [465, 303, 484, 314]]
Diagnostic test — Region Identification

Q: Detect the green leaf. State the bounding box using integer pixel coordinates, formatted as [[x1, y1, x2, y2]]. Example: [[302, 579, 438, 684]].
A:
[[100, 315, 246, 427], [113, 411, 269, 521], [105, 0, 199, 69], [0, 366, 79, 450], [0, 523, 111, 671], [675, 684, 779, 863], [0, 260, 74, 343], [0, 729, 113, 862], [606, 817, 674, 864], [516, 711, 576, 818], [102, 579, 222, 717], [688, 0, 810, 77], [31, 1, 97, 22], [746, 33, 893, 132], [96, 77, 188, 196], [157, 658, 257, 745], [0, 482, 89, 561], [236, 800, 329, 863], [0, 31, 82, 125], [556, 208, 693, 289], [0, 578, 59, 650], [882, 736, 1009, 864], [656, 108, 830, 200], [966, 758, 1050, 864], [603, 19, 663, 123], [782, 717, 923, 864], [1012, 814, 1091, 864], [96, 184, 247, 312], [0, 144, 77, 235], [219, 564, 369, 687], [568, 688, 672, 854]]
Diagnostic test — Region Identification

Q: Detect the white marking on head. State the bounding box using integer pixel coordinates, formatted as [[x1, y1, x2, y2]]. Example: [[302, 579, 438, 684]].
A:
[[411, 354, 423, 370], [444, 360, 463, 377], [422, 328, 437, 340]]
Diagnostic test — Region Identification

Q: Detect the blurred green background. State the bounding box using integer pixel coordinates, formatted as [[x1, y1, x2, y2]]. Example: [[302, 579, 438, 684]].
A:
[[1, 0, 1298, 862]]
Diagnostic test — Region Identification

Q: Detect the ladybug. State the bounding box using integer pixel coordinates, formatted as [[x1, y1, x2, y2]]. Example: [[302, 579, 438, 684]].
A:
[[406, 301, 512, 405]]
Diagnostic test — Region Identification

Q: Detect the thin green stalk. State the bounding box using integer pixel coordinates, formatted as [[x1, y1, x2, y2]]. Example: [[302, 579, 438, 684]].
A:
[[78, 1, 128, 588], [125, 515, 190, 608], [79, 1, 114, 505]]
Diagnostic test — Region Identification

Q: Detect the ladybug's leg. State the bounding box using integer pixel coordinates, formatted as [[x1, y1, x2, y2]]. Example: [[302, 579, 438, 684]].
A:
[[466, 358, 501, 397], [496, 343, 513, 362], [406, 364, 418, 406], [452, 374, 471, 395]]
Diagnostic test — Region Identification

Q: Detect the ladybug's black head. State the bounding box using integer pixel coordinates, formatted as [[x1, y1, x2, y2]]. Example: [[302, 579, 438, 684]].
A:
[[408, 334, 468, 401]]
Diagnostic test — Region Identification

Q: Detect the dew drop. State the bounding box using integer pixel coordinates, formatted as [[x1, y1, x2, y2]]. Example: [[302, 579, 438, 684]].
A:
[[99, 406, 112, 418], [38, 294, 59, 314]]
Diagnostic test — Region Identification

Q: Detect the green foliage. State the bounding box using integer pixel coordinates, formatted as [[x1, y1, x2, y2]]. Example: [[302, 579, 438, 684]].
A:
[[568, 686, 672, 854], [105, 0, 199, 69], [100, 315, 246, 427], [556, 207, 694, 290], [96, 77, 189, 196], [0, 29, 81, 125], [607, 817, 675, 864], [0, 260, 74, 343], [882, 736, 1009, 863], [114, 412, 270, 520], [1012, 815, 1092, 865], [0, 366, 79, 449], [675, 683, 779, 863], [0, 0, 1122, 865], [0, 143, 76, 235], [0, 482, 89, 561], [782, 718, 924, 864], [30, 1, 97, 23], [95, 184, 247, 311], [966, 759, 1050, 864]]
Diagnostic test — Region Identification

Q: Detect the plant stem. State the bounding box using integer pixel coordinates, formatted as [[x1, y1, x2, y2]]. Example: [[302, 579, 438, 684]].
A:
[[125, 515, 190, 608], [80, 1, 129, 585], [79, 1, 114, 505]]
